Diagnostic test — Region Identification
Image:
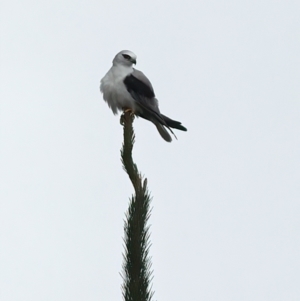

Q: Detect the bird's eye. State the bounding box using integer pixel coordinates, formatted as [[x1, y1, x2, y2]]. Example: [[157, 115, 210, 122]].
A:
[[122, 54, 131, 60]]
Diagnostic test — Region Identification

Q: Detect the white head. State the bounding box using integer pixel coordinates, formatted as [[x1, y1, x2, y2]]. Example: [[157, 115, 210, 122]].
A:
[[112, 50, 137, 67]]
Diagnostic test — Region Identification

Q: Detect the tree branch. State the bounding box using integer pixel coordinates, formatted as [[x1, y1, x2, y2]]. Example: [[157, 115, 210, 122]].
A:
[[120, 112, 154, 301]]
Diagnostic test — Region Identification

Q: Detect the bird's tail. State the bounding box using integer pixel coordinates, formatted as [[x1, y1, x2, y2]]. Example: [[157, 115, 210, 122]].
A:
[[139, 109, 186, 142], [161, 114, 187, 131], [153, 115, 187, 142], [154, 123, 172, 142]]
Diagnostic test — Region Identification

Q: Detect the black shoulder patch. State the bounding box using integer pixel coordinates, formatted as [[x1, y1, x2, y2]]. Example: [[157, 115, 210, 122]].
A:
[[124, 74, 155, 98]]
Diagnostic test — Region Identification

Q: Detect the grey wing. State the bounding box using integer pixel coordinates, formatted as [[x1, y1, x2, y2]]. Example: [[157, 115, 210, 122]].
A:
[[123, 70, 163, 120], [123, 69, 177, 139], [123, 69, 157, 108], [131, 69, 155, 95]]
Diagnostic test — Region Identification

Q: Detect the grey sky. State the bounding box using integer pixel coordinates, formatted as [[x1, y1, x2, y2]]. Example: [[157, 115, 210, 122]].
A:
[[0, 0, 299, 300]]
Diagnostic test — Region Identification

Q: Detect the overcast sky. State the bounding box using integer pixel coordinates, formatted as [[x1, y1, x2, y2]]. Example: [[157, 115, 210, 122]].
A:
[[1, 0, 299, 300]]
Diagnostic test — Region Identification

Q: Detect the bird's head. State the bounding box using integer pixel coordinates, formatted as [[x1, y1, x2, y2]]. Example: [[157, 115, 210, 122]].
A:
[[113, 50, 137, 66]]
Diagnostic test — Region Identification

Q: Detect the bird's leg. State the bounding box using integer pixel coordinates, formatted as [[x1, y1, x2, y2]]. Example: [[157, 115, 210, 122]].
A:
[[123, 108, 135, 116], [120, 108, 135, 125]]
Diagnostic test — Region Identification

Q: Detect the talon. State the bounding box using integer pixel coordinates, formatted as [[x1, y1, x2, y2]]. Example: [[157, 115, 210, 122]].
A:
[[123, 108, 135, 116]]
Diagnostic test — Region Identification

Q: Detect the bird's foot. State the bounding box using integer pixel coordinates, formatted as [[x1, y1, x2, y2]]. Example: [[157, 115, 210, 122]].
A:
[[123, 108, 135, 116], [120, 108, 135, 125]]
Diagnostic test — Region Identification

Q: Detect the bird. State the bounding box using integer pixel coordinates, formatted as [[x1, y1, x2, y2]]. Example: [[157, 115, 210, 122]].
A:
[[100, 50, 187, 142]]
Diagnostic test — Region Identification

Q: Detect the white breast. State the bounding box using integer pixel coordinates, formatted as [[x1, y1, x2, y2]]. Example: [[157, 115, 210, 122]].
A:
[[100, 65, 136, 115]]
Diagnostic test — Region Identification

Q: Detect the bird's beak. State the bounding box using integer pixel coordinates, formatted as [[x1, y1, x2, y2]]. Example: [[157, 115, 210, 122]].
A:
[[130, 58, 137, 65]]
